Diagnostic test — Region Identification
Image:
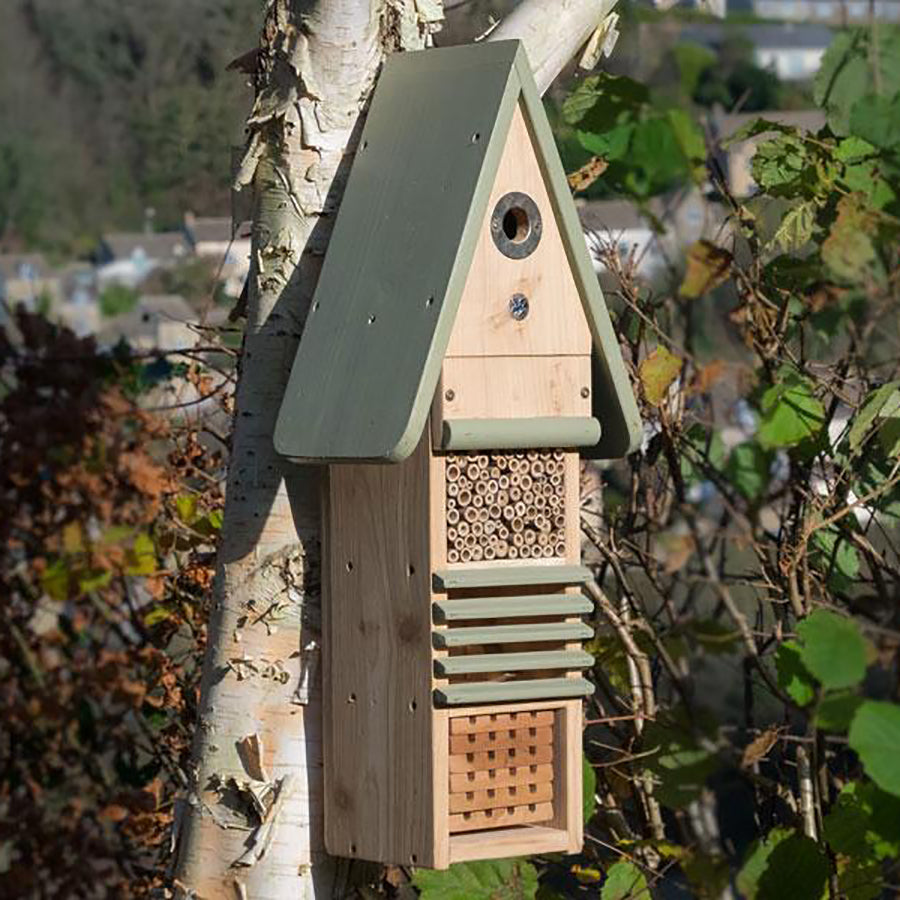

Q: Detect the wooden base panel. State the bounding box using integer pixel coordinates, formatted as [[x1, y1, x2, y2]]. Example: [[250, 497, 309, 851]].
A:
[[449, 825, 573, 864]]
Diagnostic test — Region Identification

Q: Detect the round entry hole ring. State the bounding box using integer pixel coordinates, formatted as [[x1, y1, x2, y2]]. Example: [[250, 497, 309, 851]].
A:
[[490, 191, 542, 260]]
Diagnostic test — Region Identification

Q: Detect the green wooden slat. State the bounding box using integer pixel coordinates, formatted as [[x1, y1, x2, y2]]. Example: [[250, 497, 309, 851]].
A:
[[433, 594, 592, 622], [433, 564, 592, 591], [435, 650, 593, 676], [433, 622, 592, 649], [275, 40, 641, 464], [441, 417, 601, 451], [434, 677, 594, 706]]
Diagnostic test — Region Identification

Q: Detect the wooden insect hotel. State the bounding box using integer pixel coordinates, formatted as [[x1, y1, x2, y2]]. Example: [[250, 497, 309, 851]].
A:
[[275, 40, 641, 869]]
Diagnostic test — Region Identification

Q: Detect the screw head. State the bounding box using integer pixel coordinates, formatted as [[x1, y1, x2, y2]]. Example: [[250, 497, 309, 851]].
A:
[[581, 387, 591, 399], [508, 293, 530, 322], [445, 389, 455, 401]]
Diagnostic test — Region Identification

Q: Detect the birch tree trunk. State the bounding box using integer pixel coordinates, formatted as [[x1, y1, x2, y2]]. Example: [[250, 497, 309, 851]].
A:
[[175, 1, 619, 897]]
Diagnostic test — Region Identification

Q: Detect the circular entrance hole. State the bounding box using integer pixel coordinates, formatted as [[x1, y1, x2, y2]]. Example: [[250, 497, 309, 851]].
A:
[[502, 206, 530, 243]]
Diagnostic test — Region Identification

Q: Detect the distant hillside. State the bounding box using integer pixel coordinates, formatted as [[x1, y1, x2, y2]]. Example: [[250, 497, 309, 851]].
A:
[[0, 0, 259, 255]]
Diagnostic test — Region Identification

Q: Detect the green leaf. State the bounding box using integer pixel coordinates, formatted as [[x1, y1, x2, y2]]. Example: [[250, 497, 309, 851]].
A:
[[757, 373, 825, 451], [601, 861, 650, 900], [848, 382, 900, 452], [562, 73, 649, 129], [666, 108, 706, 181], [849, 93, 900, 151], [770, 200, 817, 253], [125, 532, 157, 576], [737, 829, 828, 900], [175, 494, 198, 524], [796, 609, 866, 690], [809, 527, 861, 591], [725, 442, 771, 501], [815, 691, 863, 732], [824, 780, 900, 861], [750, 134, 810, 196], [775, 641, 816, 706], [41, 558, 72, 602], [639, 346, 682, 405], [583, 754, 597, 824], [849, 701, 900, 797], [413, 859, 539, 900], [722, 117, 799, 148]]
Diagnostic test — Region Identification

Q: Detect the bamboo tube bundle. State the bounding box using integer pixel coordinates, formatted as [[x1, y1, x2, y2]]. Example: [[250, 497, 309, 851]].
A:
[[444, 448, 568, 560]]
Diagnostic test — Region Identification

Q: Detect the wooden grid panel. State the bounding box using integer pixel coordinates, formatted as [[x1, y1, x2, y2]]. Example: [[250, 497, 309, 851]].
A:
[[448, 712, 556, 835], [445, 450, 566, 563]]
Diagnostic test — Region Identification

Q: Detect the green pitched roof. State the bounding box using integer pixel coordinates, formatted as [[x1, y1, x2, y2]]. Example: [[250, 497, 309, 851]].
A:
[[275, 40, 640, 463]]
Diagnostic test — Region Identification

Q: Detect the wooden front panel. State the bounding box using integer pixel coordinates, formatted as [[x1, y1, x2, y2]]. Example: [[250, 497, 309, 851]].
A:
[[440, 356, 592, 422], [324, 434, 436, 866], [445, 103, 592, 359]]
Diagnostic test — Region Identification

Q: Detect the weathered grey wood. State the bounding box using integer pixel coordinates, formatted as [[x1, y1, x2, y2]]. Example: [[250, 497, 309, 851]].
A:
[[433, 622, 593, 648], [433, 594, 592, 622], [435, 650, 593, 675], [441, 417, 601, 451], [275, 40, 641, 464], [433, 564, 592, 591], [435, 677, 594, 706]]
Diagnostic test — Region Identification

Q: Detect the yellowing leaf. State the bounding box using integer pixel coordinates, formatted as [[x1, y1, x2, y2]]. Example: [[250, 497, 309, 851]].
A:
[[62, 521, 84, 554], [640, 346, 682, 405], [680, 240, 732, 299]]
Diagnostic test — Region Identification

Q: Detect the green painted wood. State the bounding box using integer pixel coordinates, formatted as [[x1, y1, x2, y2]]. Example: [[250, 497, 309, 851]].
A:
[[434, 650, 593, 675], [441, 417, 601, 451], [432, 622, 592, 649], [434, 677, 594, 706], [275, 40, 640, 464], [433, 594, 592, 622], [433, 564, 592, 591]]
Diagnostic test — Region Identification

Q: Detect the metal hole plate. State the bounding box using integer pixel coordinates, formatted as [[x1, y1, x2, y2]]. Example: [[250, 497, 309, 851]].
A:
[[490, 191, 542, 260]]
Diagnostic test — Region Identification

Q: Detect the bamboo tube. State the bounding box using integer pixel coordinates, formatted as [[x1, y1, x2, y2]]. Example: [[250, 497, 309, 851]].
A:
[[534, 496, 546, 510], [511, 517, 525, 533], [446, 463, 462, 482], [497, 490, 509, 506], [526, 505, 537, 519], [531, 545, 545, 559], [521, 474, 533, 491], [471, 522, 484, 537], [463, 506, 477, 524], [509, 474, 521, 489], [508, 546, 519, 559], [448, 484, 460, 500], [555, 541, 566, 556], [477, 455, 489, 469], [549, 473, 562, 487], [483, 546, 496, 561], [470, 546, 483, 562], [457, 489, 472, 506], [489, 466, 501, 479], [553, 450, 564, 461], [447, 548, 461, 563], [523, 529, 537, 545], [478, 507, 489, 523], [484, 520, 496, 535], [512, 532, 525, 548], [464, 533, 477, 548], [499, 525, 510, 540], [531, 460, 545, 476], [447, 508, 460, 525], [537, 532, 550, 547], [510, 487, 522, 502], [535, 515, 550, 532], [489, 504, 502, 519], [472, 494, 484, 508], [498, 475, 510, 490], [459, 547, 473, 563], [447, 526, 458, 542], [514, 501, 526, 517], [457, 521, 470, 537], [495, 543, 508, 559], [466, 464, 480, 481], [554, 514, 566, 529], [503, 505, 515, 521]]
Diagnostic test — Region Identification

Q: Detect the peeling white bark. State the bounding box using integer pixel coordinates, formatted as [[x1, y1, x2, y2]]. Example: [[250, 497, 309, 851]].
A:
[[176, 1, 619, 896], [489, 0, 621, 94]]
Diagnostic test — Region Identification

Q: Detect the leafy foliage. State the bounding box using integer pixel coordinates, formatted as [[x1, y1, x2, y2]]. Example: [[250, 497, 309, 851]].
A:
[[413, 859, 539, 900]]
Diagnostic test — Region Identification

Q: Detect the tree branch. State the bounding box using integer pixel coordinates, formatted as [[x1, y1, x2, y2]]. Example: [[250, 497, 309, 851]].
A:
[[488, 0, 619, 94]]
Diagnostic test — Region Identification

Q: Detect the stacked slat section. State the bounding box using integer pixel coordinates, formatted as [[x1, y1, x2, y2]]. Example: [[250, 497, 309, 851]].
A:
[[445, 450, 566, 562], [448, 711, 556, 834], [432, 564, 595, 706]]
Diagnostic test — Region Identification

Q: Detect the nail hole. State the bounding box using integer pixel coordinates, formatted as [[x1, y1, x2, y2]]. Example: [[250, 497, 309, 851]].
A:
[[350, 843, 357, 854], [471, 132, 480, 143], [348, 693, 357, 704], [425, 295, 435, 308], [409, 699, 417, 712], [345, 561, 354, 572], [410, 854, 418, 864], [367, 314, 376, 324], [407, 564, 416, 577]]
